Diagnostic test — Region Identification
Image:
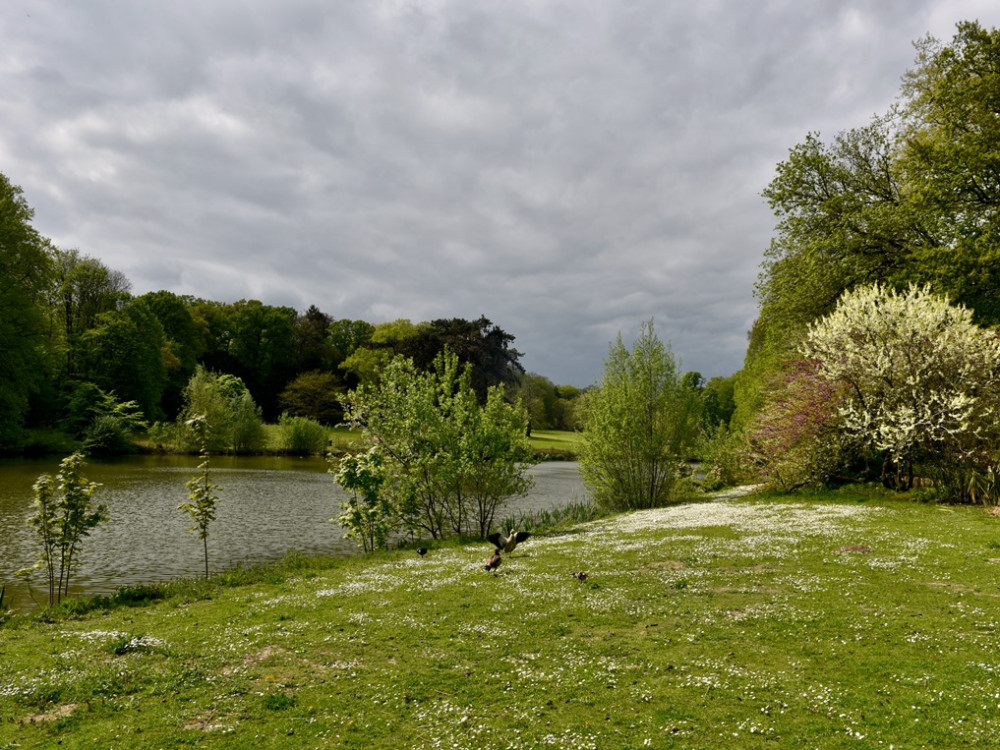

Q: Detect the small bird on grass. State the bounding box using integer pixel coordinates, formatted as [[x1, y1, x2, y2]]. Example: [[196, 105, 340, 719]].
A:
[[488, 530, 530, 555], [484, 548, 502, 574], [572, 571, 588, 581], [416, 547, 428, 557]]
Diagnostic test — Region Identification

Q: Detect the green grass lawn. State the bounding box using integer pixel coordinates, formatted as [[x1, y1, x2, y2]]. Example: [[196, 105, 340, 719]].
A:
[[529, 429, 582, 458], [3, 487, 1000, 748]]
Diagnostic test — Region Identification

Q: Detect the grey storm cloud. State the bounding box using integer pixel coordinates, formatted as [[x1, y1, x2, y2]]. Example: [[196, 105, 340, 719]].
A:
[[2, 0, 999, 385]]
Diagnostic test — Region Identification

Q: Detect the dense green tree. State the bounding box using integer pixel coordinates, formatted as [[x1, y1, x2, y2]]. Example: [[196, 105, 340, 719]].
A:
[[0, 174, 52, 449], [192, 299, 298, 419], [188, 299, 237, 374], [681, 371, 705, 391], [49, 248, 131, 378], [226, 300, 298, 419], [137, 291, 202, 418], [339, 349, 534, 541], [339, 319, 428, 384], [340, 316, 524, 401], [580, 321, 701, 511], [171, 366, 265, 454], [701, 375, 737, 429], [517, 373, 559, 430], [279, 370, 344, 425], [738, 21, 1000, 428], [293, 305, 339, 373], [400, 316, 524, 401], [79, 299, 168, 421], [327, 318, 375, 364], [552, 384, 584, 431], [900, 21, 1000, 321], [58, 381, 146, 455], [515, 376, 583, 431]]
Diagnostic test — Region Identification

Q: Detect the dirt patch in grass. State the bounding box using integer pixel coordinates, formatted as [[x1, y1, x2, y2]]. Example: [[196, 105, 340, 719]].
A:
[[638, 560, 686, 573], [836, 544, 873, 553], [21, 703, 77, 724], [221, 644, 289, 675], [183, 711, 234, 732]]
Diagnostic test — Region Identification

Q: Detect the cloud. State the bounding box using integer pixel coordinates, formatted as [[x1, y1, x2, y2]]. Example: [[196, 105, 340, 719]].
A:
[[2, 0, 997, 384]]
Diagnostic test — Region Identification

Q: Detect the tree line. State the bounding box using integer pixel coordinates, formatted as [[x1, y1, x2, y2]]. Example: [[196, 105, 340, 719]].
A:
[[577, 21, 1000, 511], [722, 21, 1000, 501], [0, 182, 590, 454]]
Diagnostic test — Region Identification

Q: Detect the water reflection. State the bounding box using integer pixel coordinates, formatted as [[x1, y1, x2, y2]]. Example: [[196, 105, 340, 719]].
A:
[[0, 456, 585, 612]]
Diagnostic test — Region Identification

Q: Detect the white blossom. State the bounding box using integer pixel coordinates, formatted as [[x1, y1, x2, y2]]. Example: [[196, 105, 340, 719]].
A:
[[801, 284, 1000, 477]]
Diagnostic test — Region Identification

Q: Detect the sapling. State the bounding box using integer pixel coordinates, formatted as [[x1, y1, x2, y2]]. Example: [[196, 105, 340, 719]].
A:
[[23, 451, 107, 605], [178, 415, 219, 578], [331, 446, 392, 553]]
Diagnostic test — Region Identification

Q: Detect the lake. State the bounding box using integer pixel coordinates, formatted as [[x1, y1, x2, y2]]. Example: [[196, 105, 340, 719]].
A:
[[0, 455, 587, 612]]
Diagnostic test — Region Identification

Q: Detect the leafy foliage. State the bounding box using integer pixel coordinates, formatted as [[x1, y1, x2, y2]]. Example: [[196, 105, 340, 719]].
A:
[[515, 373, 585, 431], [48, 248, 132, 381], [739, 21, 1000, 429], [0, 164, 539, 453], [338, 349, 534, 543], [135, 290, 203, 418], [22, 452, 107, 605], [278, 370, 344, 425], [278, 413, 329, 456], [331, 446, 392, 553], [801, 283, 1000, 496], [0, 174, 51, 449], [79, 299, 168, 421], [326, 318, 375, 363], [172, 366, 265, 454], [745, 359, 847, 490], [579, 320, 700, 510], [340, 316, 524, 401], [178, 416, 219, 579]]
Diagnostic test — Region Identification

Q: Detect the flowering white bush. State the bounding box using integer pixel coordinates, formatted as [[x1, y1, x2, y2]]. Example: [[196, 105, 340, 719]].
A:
[[801, 283, 1000, 493]]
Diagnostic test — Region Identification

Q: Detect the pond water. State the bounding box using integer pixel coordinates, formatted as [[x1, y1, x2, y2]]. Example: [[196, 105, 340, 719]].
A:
[[0, 455, 586, 612]]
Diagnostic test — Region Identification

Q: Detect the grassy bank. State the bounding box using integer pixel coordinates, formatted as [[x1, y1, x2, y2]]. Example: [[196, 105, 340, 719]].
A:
[[3, 487, 1000, 748], [528, 429, 582, 460], [128, 427, 579, 459]]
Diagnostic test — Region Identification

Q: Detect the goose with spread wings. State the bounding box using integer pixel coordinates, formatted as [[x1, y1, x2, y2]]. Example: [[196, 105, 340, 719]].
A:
[[488, 530, 530, 555]]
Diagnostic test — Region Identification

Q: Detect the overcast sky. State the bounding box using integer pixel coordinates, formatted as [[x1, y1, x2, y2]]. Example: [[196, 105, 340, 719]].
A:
[[3, 1, 999, 386]]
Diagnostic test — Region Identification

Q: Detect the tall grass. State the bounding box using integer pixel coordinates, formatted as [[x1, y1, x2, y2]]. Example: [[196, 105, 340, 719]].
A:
[[494, 498, 607, 535]]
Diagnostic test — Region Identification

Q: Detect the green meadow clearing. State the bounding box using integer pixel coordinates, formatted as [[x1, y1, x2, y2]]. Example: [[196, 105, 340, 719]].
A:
[[3, 486, 1000, 749]]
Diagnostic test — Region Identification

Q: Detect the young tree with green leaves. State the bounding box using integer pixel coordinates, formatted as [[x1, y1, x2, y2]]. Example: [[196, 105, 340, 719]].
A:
[[462, 384, 536, 537], [178, 415, 219, 579], [171, 366, 264, 454], [331, 446, 392, 553], [580, 320, 700, 511], [338, 349, 534, 543], [23, 451, 107, 605]]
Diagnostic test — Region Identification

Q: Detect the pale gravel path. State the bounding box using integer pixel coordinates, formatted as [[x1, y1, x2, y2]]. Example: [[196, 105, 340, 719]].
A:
[[706, 484, 763, 501]]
